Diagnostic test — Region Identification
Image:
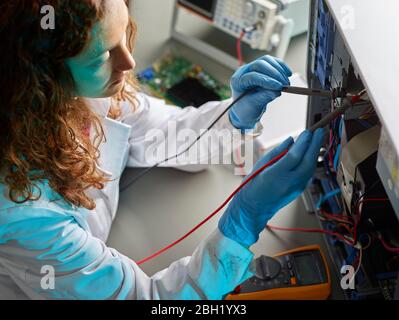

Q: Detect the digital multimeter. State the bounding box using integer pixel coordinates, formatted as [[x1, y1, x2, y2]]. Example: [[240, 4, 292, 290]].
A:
[[226, 245, 331, 300]]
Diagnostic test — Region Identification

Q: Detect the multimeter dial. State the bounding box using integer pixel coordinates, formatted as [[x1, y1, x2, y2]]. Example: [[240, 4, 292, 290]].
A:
[[238, 249, 328, 293], [255, 256, 281, 280]]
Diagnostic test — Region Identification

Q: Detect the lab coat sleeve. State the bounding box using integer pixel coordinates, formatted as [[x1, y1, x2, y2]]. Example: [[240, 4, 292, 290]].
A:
[[119, 92, 245, 172], [0, 208, 255, 300]]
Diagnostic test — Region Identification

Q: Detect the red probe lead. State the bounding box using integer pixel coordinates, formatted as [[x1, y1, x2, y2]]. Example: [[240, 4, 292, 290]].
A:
[[136, 150, 288, 265]]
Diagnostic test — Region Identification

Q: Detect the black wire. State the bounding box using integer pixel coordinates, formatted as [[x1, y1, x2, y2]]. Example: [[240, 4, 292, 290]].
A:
[[353, 179, 380, 207], [350, 178, 381, 222], [120, 91, 250, 192]]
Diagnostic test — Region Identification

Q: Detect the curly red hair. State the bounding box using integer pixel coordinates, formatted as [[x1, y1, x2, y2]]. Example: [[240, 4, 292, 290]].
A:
[[0, 0, 138, 209]]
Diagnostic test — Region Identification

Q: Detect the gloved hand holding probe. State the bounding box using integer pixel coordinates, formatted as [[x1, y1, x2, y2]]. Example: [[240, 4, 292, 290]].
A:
[[219, 129, 325, 247], [229, 55, 293, 130]]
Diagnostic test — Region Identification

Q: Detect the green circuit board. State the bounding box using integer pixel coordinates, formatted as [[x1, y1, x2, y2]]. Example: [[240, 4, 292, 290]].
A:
[[137, 55, 231, 108]]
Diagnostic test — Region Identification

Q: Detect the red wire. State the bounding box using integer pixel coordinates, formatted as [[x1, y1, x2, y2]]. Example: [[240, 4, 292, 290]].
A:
[[266, 224, 354, 246], [320, 209, 353, 222], [236, 30, 245, 67], [378, 235, 399, 253], [338, 223, 354, 235], [351, 95, 362, 104], [136, 150, 288, 265]]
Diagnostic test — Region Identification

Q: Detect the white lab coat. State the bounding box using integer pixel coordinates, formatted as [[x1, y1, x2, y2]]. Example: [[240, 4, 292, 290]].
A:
[[0, 92, 255, 299]]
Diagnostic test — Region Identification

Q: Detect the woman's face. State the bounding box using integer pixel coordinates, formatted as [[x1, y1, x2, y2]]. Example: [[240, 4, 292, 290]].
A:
[[65, 0, 136, 98]]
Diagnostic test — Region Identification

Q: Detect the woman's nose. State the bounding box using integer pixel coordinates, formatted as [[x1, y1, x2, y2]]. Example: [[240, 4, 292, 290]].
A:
[[114, 46, 136, 72]]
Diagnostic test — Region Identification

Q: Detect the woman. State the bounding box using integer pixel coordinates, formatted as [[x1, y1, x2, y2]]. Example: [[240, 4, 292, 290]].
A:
[[0, 0, 323, 299]]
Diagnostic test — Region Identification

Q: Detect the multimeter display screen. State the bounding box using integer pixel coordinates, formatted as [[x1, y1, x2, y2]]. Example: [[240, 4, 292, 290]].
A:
[[179, 0, 215, 17], [294, 254, 322, 285]]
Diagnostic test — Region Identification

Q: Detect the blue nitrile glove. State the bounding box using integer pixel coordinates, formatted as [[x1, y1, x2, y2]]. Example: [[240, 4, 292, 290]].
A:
[[229, 55, 293, 130], [218, 129, 325, 247]]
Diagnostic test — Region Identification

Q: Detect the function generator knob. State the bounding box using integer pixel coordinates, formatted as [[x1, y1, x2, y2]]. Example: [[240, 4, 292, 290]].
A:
[[244, 1, 256, 16]]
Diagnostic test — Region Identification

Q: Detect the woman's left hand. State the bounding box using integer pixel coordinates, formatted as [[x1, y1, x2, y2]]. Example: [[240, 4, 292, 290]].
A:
[[229, 55, 292, 130]]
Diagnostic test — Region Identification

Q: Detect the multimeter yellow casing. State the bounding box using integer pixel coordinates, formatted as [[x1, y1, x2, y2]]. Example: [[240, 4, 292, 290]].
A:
[[226, 245, 331, 300]]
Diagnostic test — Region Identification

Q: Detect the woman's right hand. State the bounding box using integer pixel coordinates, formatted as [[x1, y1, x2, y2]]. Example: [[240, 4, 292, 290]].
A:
[[218, 129, 324, 247]]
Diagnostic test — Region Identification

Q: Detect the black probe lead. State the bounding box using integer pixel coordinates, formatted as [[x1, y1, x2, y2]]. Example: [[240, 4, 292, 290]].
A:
[[120, 91, 250, 192]]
